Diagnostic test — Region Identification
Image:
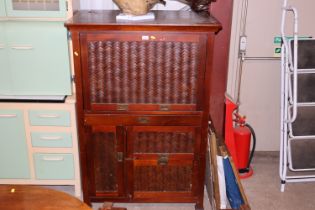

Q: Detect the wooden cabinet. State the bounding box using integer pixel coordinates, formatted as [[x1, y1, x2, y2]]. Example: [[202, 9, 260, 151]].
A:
[[66, 10, 221, 210]]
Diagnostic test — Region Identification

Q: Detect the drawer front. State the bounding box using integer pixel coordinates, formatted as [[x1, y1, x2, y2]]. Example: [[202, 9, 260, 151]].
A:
[[31, 132, 72, 148], [5, 0, 68, 18], [84, 114, 202, 127], [29, 110, 70, 126], [6, 22, 71, 96], [34, 153, 74, 180]]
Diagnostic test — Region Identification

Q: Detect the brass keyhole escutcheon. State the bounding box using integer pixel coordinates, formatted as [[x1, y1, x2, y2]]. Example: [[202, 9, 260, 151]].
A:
[[158, 154, 169, 166]]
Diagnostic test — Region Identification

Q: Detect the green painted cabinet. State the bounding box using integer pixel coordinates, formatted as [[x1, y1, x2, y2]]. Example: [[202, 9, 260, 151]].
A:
[[0, 21, 72, 96], [4, 0, 68, 18], [34, 153, 74, 180], [0, 0, 6, 16], [0, 110, 30, 179], [0, 22, 10, 95], [6, 22, 72, 95]]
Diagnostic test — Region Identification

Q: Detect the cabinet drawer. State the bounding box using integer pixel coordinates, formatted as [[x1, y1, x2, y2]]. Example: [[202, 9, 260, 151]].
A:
[[33, 153, 74, 180], [85, 114, 202, 126], [31, 132, 72, 148], [29, 110, 70, 126]]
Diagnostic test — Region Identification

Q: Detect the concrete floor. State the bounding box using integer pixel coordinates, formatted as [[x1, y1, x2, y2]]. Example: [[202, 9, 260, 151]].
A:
[[94, 152, 315, 210], [241, 152, 315, 210], [51, 152, 315, 210]]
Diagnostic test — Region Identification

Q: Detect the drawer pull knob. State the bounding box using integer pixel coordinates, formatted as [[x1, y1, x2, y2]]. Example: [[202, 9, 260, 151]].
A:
[[40, 136, 63, 141], [0, 114, 17, 118], [158, 154, 169, 166], [42, 156, 64, 161], [38, 114, 60, 118], [137, 117, 149, 124], [74, 51, 79, 57]]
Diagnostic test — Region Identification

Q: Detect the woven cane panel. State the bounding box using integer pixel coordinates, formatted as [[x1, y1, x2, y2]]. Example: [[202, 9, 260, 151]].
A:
[[93, 132, 118, 192], [87, 40, 199, 104], [134, 165, 192, 191], [133, 131, 194, 153]]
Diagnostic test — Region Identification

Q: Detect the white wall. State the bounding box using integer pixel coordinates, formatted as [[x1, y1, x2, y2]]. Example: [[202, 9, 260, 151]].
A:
[[228, 0, 315, 151]]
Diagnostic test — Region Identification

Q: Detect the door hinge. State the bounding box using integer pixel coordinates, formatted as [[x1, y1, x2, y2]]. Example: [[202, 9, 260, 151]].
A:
[[117, 152, 123, 162], [67, 31, 72, 40]]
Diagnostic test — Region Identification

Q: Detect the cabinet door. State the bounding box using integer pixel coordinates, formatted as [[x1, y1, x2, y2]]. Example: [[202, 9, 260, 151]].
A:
[[0, 110, 30, 179], [86, 125, 125, 198], [6, 22, 71, 96], [0, 0, 6, 16], [126, 126, 201, 201], [0, 22, 11, 95], [80, 32, 207, 112], [5, 0, 68, 18]]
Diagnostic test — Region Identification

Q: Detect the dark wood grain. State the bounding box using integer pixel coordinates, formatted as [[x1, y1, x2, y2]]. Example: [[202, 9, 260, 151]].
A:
[[209, 0, 234, 136], [66, 10, 221, 210], [65, 10, 221, 32]]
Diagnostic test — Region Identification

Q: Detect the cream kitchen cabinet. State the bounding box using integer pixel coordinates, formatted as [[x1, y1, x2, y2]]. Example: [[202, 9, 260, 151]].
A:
[[0, 0, 79, 99], [0, 97, 82, 197]]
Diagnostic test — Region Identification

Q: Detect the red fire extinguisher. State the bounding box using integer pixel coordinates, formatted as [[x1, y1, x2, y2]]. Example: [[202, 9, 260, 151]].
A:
[[225, 95, 256, 179], [234, 113, 256, 178]]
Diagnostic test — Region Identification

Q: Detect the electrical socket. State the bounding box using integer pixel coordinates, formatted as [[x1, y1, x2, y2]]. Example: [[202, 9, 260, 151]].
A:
[[239, 35, 247, 53]]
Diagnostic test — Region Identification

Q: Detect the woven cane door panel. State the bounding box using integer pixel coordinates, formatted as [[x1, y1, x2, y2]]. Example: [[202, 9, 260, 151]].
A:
[[127, 126, 199, 198], [134, 165, 193, 192], [131, 126, 199, 154], [80, 32, 207, 112], [89, 126, 124, 197]]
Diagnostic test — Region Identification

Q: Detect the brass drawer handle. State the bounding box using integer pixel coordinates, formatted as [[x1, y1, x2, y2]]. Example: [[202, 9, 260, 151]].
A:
[[117, 104, 128, 111], [158, 154, 169, 166], [160, 104, 170, 111], [137, 117, 149, 124]]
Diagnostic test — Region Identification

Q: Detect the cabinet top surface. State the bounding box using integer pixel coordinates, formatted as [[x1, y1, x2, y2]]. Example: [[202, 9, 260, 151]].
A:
[[65, 10, 221, 32]]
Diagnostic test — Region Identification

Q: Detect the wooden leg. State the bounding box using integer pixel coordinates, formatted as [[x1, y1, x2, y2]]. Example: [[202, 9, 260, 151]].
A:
[[195, 202, 204, 210]]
